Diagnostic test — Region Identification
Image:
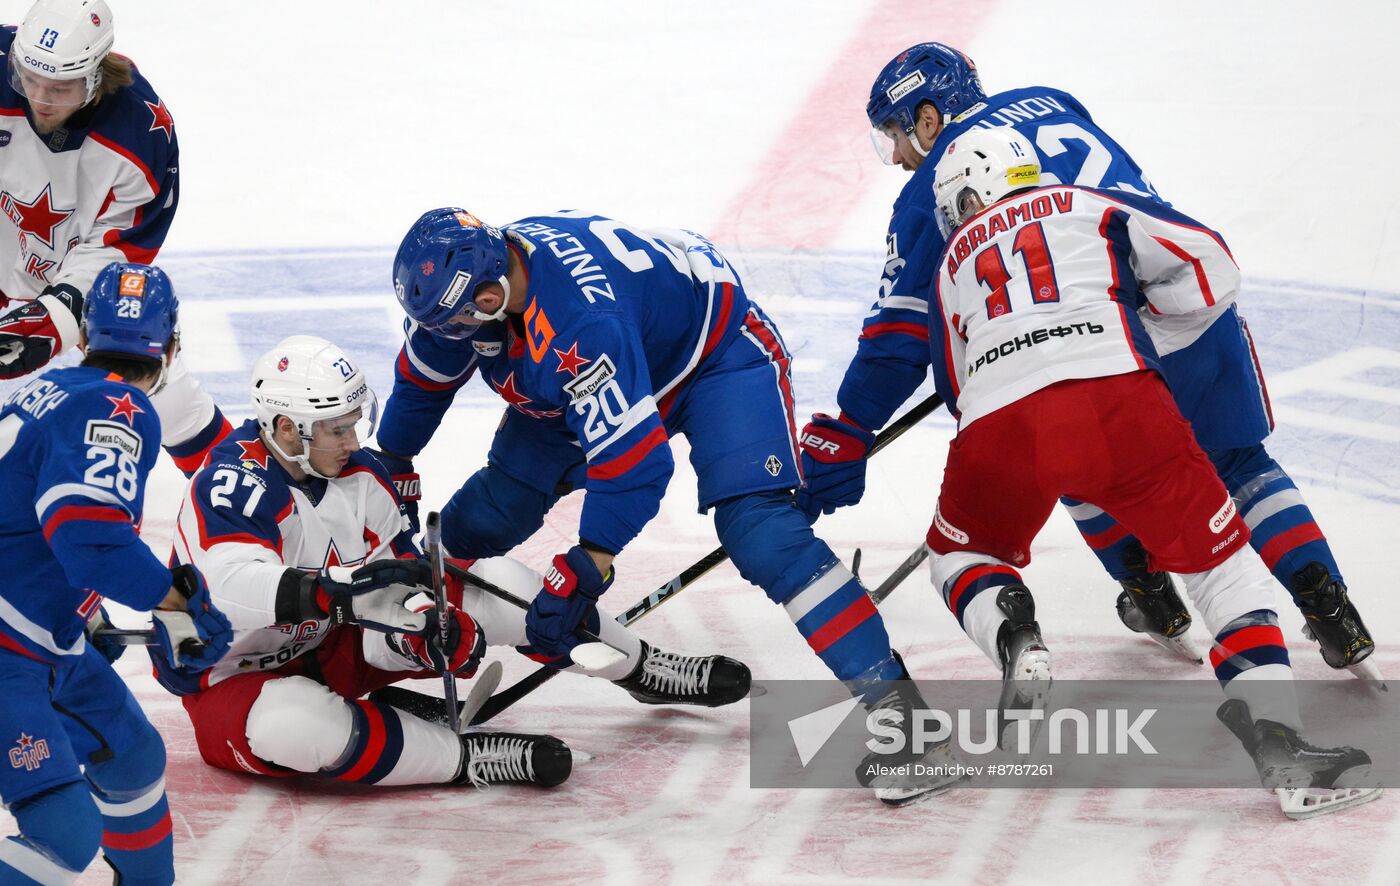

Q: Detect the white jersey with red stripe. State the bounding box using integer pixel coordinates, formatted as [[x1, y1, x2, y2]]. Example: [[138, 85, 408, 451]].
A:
[[932, 186, 1240, 428], [0, 29, 179, 309], [168, 420, 418, 690]]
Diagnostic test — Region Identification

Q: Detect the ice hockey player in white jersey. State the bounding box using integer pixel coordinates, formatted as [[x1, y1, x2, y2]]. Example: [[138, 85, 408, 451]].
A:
[[0, 0, 232, 474], [160, 334, 750, 791], [920, 127, 1379, 819]]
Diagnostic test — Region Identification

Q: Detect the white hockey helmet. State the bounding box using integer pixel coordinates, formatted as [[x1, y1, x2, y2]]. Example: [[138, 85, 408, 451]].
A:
[[7, 0, 115, 107], [250, 335, 379, 479], [932, 128, 1042, 237]]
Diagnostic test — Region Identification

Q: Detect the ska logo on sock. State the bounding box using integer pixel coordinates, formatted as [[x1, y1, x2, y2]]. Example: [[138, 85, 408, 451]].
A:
[[8, 733, 51, 771]]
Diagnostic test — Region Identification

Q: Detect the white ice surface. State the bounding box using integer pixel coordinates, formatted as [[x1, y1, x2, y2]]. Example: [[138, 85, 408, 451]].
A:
[[1, 0, 1398, 882]]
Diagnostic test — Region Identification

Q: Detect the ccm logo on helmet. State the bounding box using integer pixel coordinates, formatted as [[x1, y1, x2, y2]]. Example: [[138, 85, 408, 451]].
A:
[[1208, 496, 1237, 534]]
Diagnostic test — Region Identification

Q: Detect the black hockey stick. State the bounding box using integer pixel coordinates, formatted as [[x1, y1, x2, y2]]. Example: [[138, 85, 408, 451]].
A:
[[868, 544, 930, 606], [468, 391, 944, 725], [424, 512, 462, 731]]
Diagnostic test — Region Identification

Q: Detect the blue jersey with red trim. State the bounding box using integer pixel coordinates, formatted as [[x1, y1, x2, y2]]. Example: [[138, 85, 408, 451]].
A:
[[836, 86, 1163, 431], [0, 27, 179, 303], [379, 212, 751, 553], [0, 366, 168, 660]]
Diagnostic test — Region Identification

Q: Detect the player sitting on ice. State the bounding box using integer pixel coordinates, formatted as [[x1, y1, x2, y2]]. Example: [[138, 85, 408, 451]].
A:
[[0, 261, 232, 885], [918, 126, 1378, 819], [156, 334, 749, 792], [374, 209, 959, 805], [798, 42, 1375, 680]]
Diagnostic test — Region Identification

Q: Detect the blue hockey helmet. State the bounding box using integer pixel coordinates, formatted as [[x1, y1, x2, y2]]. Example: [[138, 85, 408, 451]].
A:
[[866, 43, 985, 164], [393, 208, 511, 338], [82, 262, 179, 362]]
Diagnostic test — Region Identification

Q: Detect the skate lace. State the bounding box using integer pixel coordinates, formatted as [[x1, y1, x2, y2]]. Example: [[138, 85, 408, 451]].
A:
[[640, 648, 713, 697], [462, 735, 533, 790]]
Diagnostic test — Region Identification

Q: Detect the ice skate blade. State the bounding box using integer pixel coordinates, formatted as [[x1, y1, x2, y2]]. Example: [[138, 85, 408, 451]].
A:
[[1277, 785, 1382, 820], [1144, 629, 1203, 665], [876, 779, 961, 807], [1346, 655, 1388, 691]]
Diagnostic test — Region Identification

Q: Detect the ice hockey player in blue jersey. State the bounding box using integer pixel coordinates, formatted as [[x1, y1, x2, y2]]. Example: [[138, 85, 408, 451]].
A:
[[0, 261, 232, 885], [377, 208, 960, 804], [797, 41, 1376, 678], [0, 0, 233, 477]]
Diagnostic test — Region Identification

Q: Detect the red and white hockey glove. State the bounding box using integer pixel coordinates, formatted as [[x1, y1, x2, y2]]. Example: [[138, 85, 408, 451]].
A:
[[795, 412, 875, 521], [0, 286, 82, 380], [395, 604, 485, 677]]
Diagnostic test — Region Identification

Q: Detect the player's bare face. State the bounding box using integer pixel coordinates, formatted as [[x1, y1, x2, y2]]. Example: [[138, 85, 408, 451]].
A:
[[14, 69, 87, 133]]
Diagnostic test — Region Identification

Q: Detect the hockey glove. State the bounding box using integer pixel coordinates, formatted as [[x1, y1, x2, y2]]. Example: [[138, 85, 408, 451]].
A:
[[85, 606, 125, 665], [796, 413, 875, 521], [394, 603, 486, 677], [366, 447, 421, 533], [525, 545, 611, 662], [0, 286, 81, 380], [311, 558, 434, 634], [152, 565, 234, 671]]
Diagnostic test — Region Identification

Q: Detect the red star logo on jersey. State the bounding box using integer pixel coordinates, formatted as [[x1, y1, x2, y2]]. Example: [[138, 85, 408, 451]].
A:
[[3, 184, 74, 249], [235, 438, 271, 469], [104, 392, 144, 426], [320, 540, 365, 571], [16, 733, 34, 751], [491, 371, 561, 419], [145, 99, 174, 142], [552, 342, 591, 377]]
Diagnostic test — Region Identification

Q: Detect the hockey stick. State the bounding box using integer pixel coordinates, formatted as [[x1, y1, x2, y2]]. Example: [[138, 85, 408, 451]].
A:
[[425, 512, 462, 732], [469, 390, 945, 725], [445, 560, 630, 669], [868, 543, 930, 606]]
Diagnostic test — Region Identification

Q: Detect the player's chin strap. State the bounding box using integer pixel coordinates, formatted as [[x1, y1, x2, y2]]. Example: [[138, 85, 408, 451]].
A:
[[146, 353, 173, 398], [469, 275, 512, 324]]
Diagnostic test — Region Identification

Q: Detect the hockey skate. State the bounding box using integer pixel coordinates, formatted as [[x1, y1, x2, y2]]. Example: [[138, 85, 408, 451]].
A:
[[613, 641, 752, 707], [995, 585, 1053, 753], [1115, 571, 1203, 664], [453, 731, 572, 789], [1293, 563, 1384, 688], [1217, 699, 1381, 819], [856, 654, 967, 806]]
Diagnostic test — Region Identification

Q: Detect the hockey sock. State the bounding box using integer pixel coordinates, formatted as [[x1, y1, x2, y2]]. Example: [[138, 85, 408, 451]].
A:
[[1060, 497, 1141, 581], [1214, 447, 1343, 604], [91, 779, 174, 886], [1209, 610, 1301, 731], [1, 782, 102, 884], [932, 552, 1024, 665], [322, 699, 462, 786], [782, 559, 892, 683], [715, 491, 895, 683]]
